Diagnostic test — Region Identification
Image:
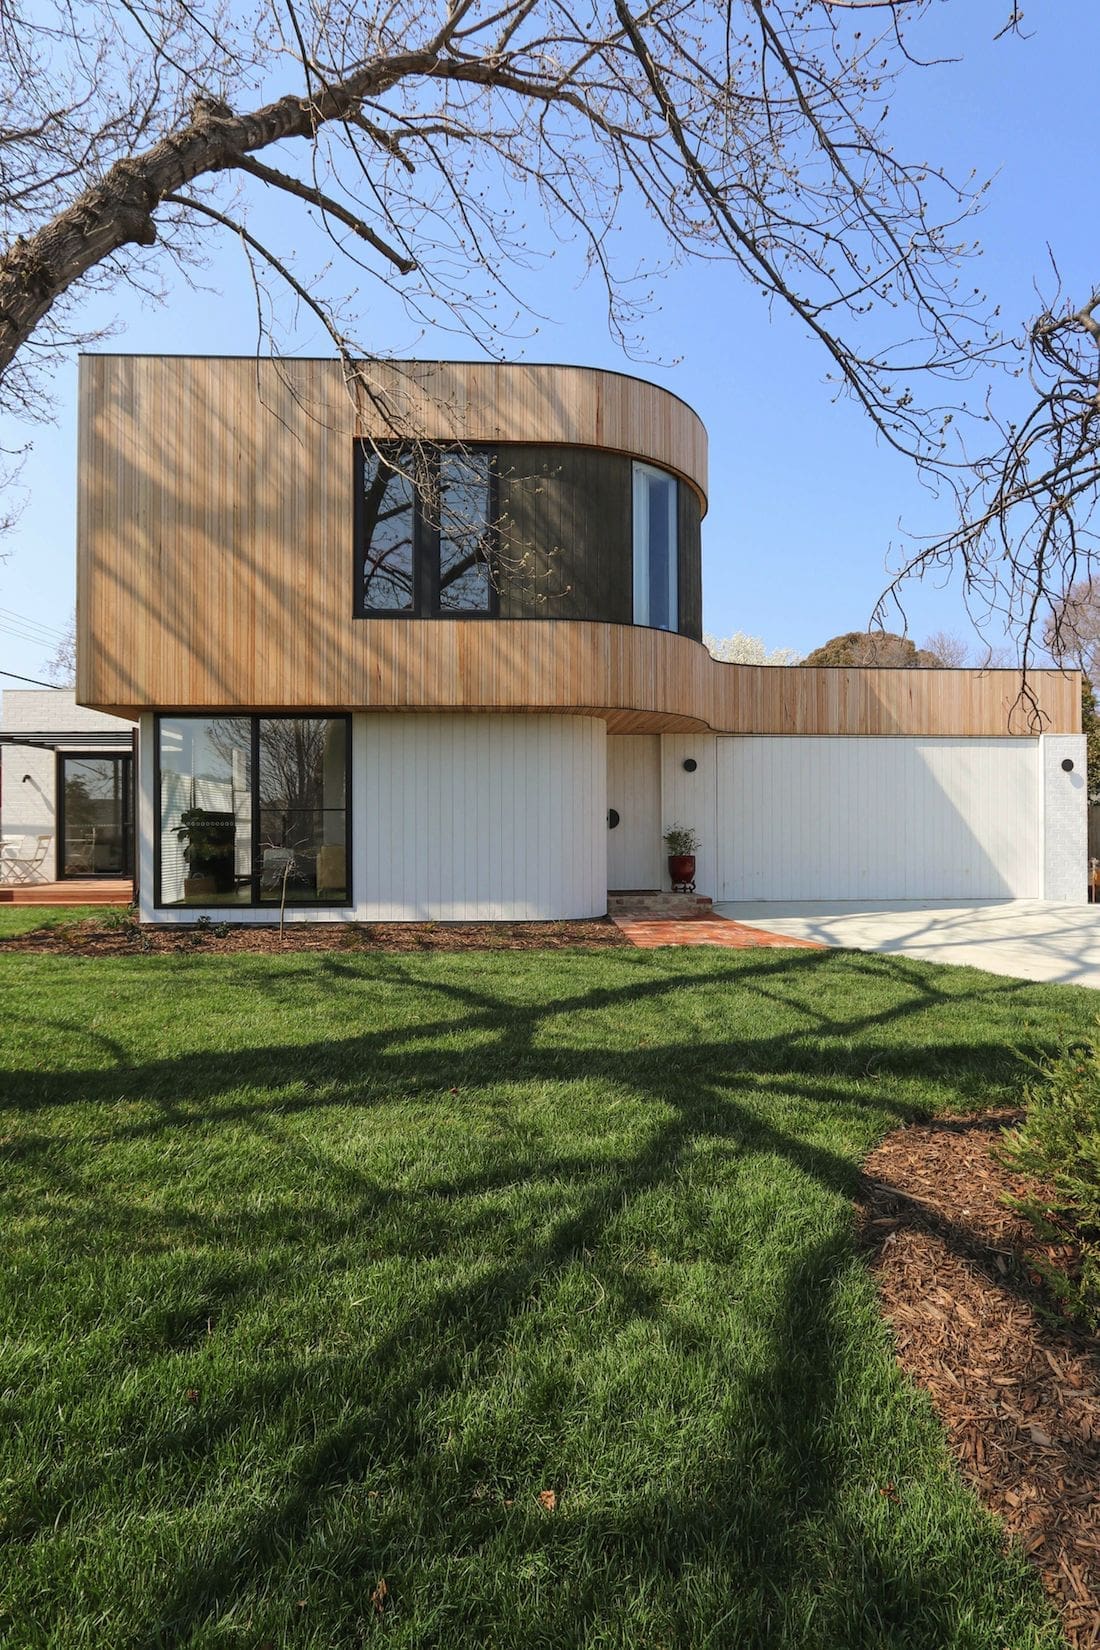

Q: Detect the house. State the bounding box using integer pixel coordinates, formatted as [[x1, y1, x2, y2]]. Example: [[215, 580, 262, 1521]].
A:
[[0, 689, 135, 881], [74, 355, 1085, 924]]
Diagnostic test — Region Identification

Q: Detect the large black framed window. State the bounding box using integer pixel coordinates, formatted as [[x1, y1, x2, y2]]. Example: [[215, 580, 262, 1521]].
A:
[[355, 444, 497, 617], [156, 715, 351, 909]]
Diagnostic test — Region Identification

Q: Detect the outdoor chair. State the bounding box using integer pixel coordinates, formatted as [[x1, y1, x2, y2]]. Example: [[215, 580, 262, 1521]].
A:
[[1, 834, 53, 885]]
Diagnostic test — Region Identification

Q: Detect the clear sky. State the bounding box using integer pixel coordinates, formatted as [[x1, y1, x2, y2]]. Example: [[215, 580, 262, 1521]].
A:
[[0, 3, 1093, 683]]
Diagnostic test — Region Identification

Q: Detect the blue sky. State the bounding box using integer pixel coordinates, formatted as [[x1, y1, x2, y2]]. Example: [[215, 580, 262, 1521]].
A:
[[0, 3, 1093, 682]]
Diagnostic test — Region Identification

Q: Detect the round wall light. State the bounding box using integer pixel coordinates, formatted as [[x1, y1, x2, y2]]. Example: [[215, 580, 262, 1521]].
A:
[[1062, 758, 1075, 772], [682, 758, 698, 773], [608, 808, 620, 829]]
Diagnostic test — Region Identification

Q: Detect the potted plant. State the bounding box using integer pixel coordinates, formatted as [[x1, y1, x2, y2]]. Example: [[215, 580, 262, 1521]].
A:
[[664, 823, 700, 892], [172, 808, 237, 898]]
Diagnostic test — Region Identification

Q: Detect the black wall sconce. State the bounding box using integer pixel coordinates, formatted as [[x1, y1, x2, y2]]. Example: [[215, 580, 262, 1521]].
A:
[[682, 758, 698, 773], [1062, 758, 1075, 772], [607, 808, 620, 829]]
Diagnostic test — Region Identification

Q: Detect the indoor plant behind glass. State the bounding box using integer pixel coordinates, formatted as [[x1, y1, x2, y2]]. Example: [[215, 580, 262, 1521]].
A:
[[173, 808, 237, 899], [664, 823, 700, 892]]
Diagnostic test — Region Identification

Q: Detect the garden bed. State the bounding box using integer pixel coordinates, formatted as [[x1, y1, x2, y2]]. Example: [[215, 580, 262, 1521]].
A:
[[0, 912, 629, 954], [862, 1112, 1100, 1647]]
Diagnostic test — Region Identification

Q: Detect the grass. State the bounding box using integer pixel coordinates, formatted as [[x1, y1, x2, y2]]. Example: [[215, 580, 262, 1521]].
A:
[[1, 932, 1095, 1648], [0, 904, 118, 937]]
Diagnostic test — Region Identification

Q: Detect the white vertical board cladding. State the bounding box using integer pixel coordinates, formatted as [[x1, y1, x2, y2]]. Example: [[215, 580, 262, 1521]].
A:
[[659, 735, 718, 895], [360, 713, 606, 920], [717, 736, 1042, 901], [1041, 735, 1088, 901], [607, 735, 662, 889]]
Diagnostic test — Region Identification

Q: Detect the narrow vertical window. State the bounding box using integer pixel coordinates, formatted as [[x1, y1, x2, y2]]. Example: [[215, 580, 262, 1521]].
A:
[[360, 451, 416, 611], [438, 451, 493, 612], [632, 462, 678, 631]]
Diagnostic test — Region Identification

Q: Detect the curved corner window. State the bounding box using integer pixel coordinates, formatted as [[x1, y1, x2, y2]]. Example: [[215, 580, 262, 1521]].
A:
[[632, 462, 678, 631]]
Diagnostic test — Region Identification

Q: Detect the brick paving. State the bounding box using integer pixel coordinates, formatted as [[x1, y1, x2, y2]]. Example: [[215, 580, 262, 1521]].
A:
[[612, 914, 828, 950]]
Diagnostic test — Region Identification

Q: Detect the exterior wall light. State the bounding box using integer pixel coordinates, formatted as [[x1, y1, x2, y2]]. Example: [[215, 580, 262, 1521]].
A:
[[682, 758, 698, 772], [1062, 758, 1075, 772], [608, 808, 620, 829]]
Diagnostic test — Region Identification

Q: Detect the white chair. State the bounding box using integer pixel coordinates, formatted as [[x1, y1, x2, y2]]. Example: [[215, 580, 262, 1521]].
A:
[[3, 834, 53, 885], [0, 838, 25, 884]]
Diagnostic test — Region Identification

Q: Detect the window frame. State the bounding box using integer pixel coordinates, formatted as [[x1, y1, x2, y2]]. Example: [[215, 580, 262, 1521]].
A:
[[631, 460, 679, 633], [354, 442, 500, 620], [153, 712, 353, 911]]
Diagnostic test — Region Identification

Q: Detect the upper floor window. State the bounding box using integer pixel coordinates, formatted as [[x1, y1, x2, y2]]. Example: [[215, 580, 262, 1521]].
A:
[[632, 462, 678, 631], [356, 445, 496, 616]]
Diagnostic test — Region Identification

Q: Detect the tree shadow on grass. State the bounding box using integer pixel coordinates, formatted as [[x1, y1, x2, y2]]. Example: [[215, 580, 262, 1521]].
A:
[[0, 949, 1069, 1648]]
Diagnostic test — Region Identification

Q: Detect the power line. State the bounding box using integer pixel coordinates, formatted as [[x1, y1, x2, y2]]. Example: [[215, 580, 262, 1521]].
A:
[[0, 667, 58, 687]]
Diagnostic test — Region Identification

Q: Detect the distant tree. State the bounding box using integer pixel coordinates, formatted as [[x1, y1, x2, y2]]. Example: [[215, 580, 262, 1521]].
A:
[[1083, 679, 1100, 803], [1044, 579, 1100, 687], [704, 631, 802, 667], [803, 630, 941, 668], [42, 614, 76, 686], [921, 629, 970, 668]]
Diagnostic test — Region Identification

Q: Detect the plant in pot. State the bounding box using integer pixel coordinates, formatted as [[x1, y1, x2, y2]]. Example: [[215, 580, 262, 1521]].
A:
[[664, 823, 700, 892], [173, 808, 237, 900]]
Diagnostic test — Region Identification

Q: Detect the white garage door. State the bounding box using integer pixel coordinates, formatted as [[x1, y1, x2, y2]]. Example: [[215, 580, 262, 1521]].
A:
[[717, 736, 1040, 901]]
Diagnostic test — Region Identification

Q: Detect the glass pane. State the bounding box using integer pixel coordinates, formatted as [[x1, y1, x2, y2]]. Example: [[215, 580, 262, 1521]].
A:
[[361, 452, 415, 611], [159, 718, 252, 906], [439, 451, 492, 612], [632, 463, 678, 632], [257, 719, 347, 904], [62, 757, 130, 876]]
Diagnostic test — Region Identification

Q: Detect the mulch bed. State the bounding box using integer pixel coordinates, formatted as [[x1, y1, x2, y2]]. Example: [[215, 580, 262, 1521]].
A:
[[0, 916, 629, 955], [862, 1113, 1100, 1646]]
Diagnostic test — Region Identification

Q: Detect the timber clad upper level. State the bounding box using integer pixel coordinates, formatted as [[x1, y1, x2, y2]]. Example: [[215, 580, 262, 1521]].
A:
[[76, 355, 1081, 735]]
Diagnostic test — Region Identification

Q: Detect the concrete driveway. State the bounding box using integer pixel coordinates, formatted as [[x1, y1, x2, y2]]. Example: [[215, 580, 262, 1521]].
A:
[[714, 899, 1100, 988]]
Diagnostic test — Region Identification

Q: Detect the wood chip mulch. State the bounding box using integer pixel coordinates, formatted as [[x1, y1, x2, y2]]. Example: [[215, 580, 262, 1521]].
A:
[[861, 1113, 1100, 1646], [0, 917, 629, 955]]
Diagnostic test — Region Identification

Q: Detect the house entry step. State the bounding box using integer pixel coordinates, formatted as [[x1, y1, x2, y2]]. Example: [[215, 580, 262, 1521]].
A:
[[607, 891, 714, 919]]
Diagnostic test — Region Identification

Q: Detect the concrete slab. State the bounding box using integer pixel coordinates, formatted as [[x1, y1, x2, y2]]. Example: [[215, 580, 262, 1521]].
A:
[[713, 899, 1100, 988]]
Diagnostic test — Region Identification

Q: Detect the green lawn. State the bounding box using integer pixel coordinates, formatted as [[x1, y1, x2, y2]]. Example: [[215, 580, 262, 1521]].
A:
[[0, 935, 1093, 1649], [0, 904, 119, 937]]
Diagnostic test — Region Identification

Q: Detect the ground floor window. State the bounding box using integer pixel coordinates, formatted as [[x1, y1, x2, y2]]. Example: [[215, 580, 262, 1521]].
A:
[[156, 715, 350, 907]]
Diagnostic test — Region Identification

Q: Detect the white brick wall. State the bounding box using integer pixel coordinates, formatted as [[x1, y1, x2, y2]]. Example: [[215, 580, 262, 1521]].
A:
[[1041, 733, 1088, 902], [0, 689, 134, 856]]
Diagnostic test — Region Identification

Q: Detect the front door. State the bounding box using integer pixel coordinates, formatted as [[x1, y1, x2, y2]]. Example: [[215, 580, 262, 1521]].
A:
[[607, 735, 662, 890], [58, 754, 133, 878]]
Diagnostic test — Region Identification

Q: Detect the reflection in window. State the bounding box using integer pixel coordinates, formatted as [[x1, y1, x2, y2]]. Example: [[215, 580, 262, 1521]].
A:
[[157, 716, 349, 907], [632, 462, 678, 632], [159, 717, 252, 906], [439, 452, 492, 612], [60, 755, 133, 877], [361, 452, 415, 611], [357, 444, 495, 616], [257, 718, 348, 905]]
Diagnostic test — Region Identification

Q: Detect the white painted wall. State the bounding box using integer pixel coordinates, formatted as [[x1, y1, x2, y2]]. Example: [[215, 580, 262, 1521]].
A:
[[141, 712, 606, 922], [361, 713, 606, 919], [607, 735, 662, 889], [717, 736, 1045, 901], [659, 734, 718, 895], [1041, 734, 1088, 901], [0, 690, 135, 870]]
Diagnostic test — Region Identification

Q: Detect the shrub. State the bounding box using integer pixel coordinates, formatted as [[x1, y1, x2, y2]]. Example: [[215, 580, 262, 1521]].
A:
[[1000, 1028, 1100, 1331]]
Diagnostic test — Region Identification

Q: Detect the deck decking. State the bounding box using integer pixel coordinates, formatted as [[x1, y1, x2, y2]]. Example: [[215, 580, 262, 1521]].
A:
[[0, 879, 133, 906]]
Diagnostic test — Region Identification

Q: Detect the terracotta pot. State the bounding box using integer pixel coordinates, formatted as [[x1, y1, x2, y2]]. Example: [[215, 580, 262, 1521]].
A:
[[668, 853, 696, 890]]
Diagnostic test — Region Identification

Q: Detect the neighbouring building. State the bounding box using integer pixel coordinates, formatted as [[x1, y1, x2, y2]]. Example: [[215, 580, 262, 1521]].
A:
[[0, 689, 135, 882], [71, 355, 1085, 923]]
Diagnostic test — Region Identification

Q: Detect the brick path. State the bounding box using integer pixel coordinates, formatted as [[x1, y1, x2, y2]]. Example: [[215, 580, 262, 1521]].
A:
[[612, 913, 827, 950]]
